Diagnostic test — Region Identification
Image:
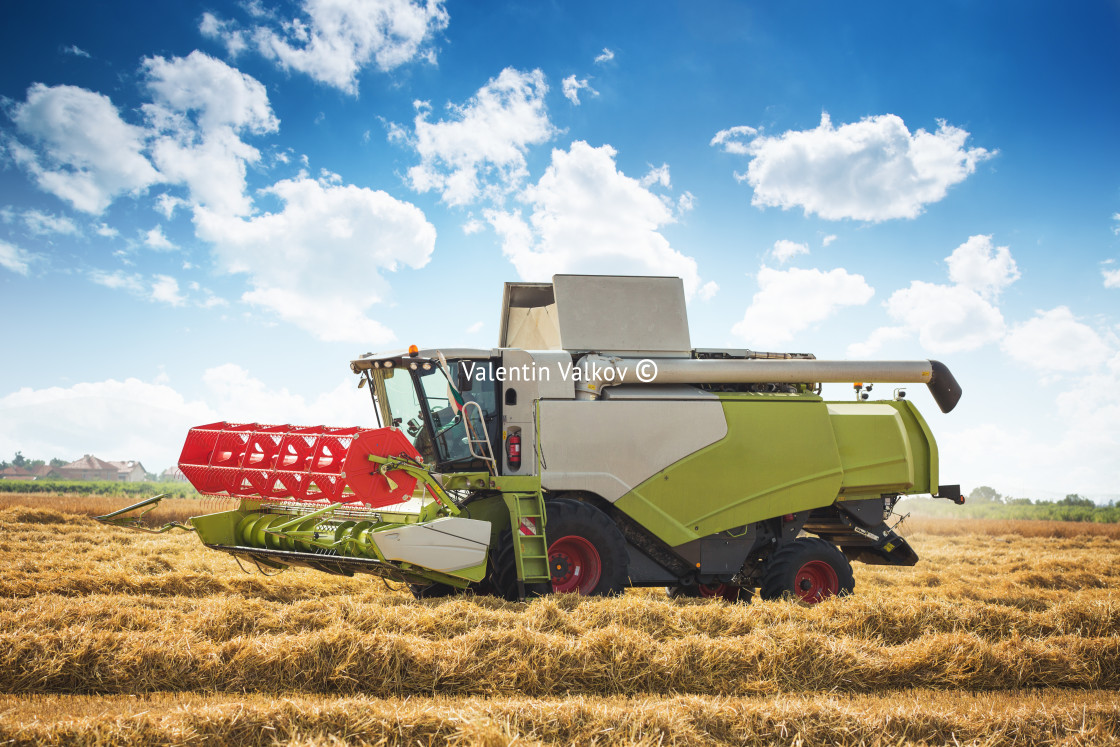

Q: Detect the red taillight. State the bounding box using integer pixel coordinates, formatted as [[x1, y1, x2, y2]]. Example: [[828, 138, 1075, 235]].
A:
[[506, 432, 522, 470]]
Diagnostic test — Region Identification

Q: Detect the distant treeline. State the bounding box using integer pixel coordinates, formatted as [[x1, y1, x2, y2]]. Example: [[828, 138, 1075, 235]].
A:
[[0, 480, 200, 499], [901, 486, 1120, 523]]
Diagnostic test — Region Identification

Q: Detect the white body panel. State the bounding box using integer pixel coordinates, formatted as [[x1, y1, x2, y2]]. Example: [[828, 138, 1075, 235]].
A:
[[538, 399, 728, 501], [370, 517, 491, 572]]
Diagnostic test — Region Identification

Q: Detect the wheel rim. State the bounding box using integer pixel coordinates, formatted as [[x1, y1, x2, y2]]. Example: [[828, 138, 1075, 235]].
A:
[[697, 583, 739, 602], [794, 560, 839, 603], [549, 535, 602, 594]]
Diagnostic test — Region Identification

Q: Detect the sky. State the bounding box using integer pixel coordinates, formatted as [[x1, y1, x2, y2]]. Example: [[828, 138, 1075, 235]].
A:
[[1, 0, 1117, 500]]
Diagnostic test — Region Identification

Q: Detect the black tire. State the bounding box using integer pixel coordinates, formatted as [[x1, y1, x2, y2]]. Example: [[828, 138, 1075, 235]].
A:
[[759, 537, 854, 604], [667, 582, 753, 603], [491, 498, 628, 599]]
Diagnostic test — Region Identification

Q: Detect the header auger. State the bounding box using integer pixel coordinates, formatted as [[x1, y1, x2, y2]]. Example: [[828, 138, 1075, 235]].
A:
[[100, 274, 964, 603]]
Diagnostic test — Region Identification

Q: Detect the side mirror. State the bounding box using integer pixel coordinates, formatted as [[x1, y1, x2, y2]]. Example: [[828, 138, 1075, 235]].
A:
[[457, 360, 474, 391]]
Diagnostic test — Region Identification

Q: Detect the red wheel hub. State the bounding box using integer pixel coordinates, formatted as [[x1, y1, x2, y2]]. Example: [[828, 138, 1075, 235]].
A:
[[549, 535, 601, 594], [697, 583, 740, 602], [794, 560, 839, 603]]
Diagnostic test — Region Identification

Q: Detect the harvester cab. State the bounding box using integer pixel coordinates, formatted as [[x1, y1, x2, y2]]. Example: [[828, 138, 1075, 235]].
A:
[[99, 274, 963, 604]]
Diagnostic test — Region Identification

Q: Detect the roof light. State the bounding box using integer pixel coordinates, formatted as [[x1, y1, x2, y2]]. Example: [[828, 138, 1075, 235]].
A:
[[408, 344, 420, 357]]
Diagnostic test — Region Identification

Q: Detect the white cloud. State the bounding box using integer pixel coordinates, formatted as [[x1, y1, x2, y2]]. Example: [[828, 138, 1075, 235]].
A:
[[771, 239, 809, 264], [0, 367, 376, 471], [155, 193, 186, 219], [0, 378, 215, 471], [709, 125, 758, 156], [150, 274, 186, 306], [7, 83, 160, 213], [144, 225, 177, 250], [142, 51, 279, 217], [854, 235, 1016, 355], [822, 234, 837, 247], [733, 113, 995, 221], [0, 240, 37, 275], [466, 321, 484, 334], [19, 209, 80, 236], [698, 281, 718, 301], [62, 45, 91, 58], [732, 266, 874, 348], [678, 191, 695, 213], [90, 269, 145, 294], [561, 75, 597, 105], [1002, 307, 1112, 373], [194, 176, 436, 343], [594, 48, 615, 64], [946, 234, 1018, 298], [882, 281, 1005, 353], [485, 141, 703, 296], [640, 163, 671, 189], [94, 223, 119, 238], [1104, 267, 1120, 289], [203, 0, 449, 94], [846, 326, 910, 358], [404, 68, 556, 206]]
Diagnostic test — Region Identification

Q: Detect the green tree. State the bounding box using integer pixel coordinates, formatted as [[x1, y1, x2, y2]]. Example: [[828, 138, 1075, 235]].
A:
[[11, 451, 26, 468], [49, 458, 67, 467], [1059, 493, 1095, 508], [968, 485, 1004, 504]]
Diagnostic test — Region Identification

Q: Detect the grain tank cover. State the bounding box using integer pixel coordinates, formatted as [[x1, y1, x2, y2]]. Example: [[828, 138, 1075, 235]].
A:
[[500, 275, 692, 356]]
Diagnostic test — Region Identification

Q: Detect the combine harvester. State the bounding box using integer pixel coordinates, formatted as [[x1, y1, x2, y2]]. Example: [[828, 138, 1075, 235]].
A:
[[100, 275, 963, 603]]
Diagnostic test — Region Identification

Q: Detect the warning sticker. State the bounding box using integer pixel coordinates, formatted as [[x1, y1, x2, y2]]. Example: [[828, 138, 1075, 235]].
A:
[[519, 517, 537, 536]]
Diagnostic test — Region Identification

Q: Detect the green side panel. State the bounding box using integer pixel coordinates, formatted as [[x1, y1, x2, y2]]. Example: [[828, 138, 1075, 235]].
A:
[[190, 509, 244, 545], [900, 399, 938, 494], [614, 397, 844, 547], [825, 403, 915, 494]]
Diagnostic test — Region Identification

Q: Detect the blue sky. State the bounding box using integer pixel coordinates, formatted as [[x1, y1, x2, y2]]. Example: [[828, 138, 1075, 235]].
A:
[[1, 1, 1117, 498]]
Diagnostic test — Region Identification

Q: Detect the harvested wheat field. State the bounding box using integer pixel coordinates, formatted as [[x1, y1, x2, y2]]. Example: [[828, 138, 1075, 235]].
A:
[[1, 496, 1118, 746]]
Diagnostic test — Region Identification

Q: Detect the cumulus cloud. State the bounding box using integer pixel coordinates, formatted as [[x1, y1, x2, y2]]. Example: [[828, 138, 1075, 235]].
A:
[[142, 51, 279, 217], [144, 225, 176, 250], [485, 141, 704, 295], [194, 175, 436, 343], [722, 113, 994, 221], [1002, 307, 1112, 373], [90, 269, 145, 294], [402, 68, 555, 206], [594, 48, 615, 64], [851, 234, 1016, 355], [822, 234, 837, 247], [732, 266, 874, 348], [946, 234, 1018, 298], [561, 75, 597, 105], [202, 0, 449, 94], [771, 239, 809, 264], [150, 275, 186, 306], [698, 281, 718, 301], [640, 163, 671, 189], [18, 209, 80, 236], [7, 83, 160, 213], [1104, 267, 1120, 289], [0, 240, 38, 275], [709, 125, 758, 156], [0, 367, 375, 470]]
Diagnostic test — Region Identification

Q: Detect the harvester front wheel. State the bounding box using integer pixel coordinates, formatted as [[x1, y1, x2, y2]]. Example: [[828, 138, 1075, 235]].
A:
[[759, 537, 854, 604], [545, 499, 628, 596], [491, 498, 627, 599]]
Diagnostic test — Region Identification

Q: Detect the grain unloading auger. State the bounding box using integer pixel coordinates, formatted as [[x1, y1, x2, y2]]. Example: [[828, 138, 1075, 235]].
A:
[[100, 274, 965, 603]]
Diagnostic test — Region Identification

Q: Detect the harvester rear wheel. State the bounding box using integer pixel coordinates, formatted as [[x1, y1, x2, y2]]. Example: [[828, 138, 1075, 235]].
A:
[[667, 582, 752, 603], [759, 537, 854, 604]]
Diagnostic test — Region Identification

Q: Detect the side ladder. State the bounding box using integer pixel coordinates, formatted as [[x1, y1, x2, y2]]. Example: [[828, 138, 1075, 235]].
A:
[[502, 491, 551, 599]]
